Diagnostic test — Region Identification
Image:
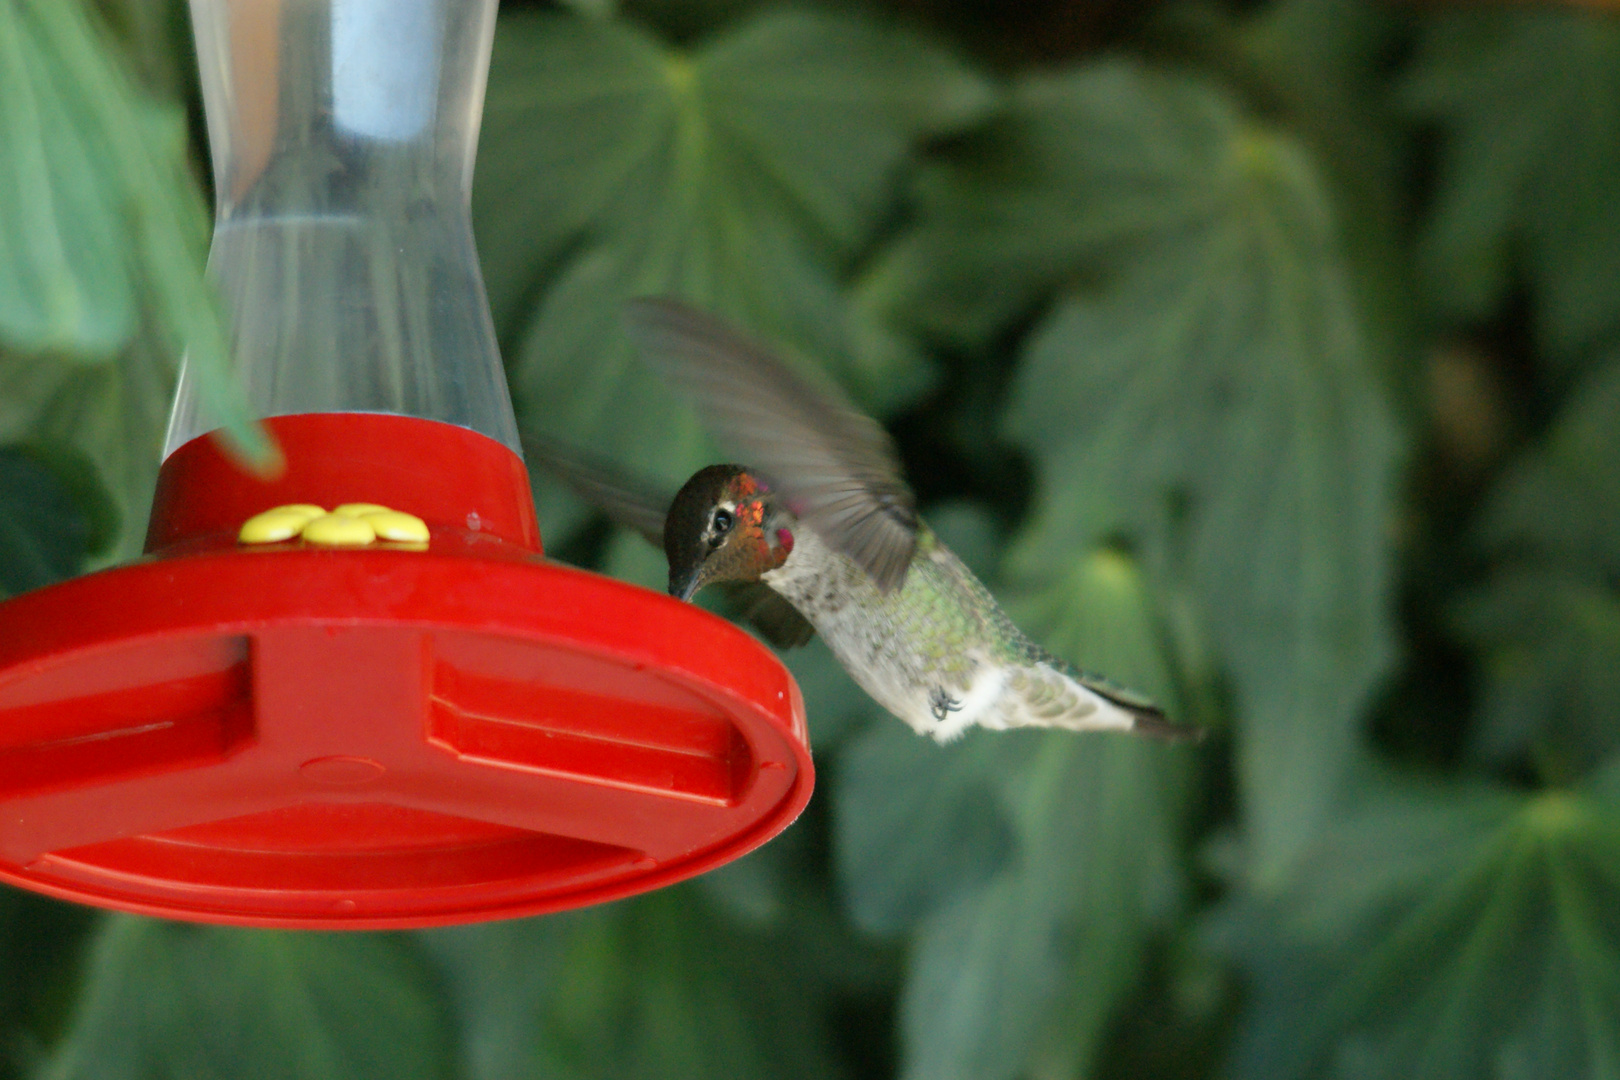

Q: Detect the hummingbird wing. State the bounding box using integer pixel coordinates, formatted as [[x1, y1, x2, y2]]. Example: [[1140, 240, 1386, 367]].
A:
[[528, 434, 668, 547], [530, 435, 818, 650], [722, 583, 818, 649], [626, 298, 919, 594]]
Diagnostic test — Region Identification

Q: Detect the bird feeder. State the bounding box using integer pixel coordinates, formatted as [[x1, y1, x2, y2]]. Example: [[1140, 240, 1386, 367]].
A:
[[0, 0, 811, 927]]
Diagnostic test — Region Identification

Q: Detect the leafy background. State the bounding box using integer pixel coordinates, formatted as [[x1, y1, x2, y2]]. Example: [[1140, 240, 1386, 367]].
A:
[[2, 0, 1618, 1077]]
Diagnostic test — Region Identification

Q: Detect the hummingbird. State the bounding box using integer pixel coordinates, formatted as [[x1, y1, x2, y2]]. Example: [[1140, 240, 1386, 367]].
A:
[[540, 298, 1198, 744]]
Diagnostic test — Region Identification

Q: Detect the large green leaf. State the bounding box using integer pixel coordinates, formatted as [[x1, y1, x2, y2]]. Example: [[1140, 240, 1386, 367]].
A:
[[0, 0, 267, 467], [836, 548, 1189, 1080], [0, 0, 268, 556], [1233, 0, 1417, 407], [880, 60, 1399, 880], [895, 732, 1186, 1080], [1166, 0, 1411, 271], [1207, 762, 1620, 1080], [1402, 9, 1620, 365], [864, 62, 1240, 347], [0, 0, 133, 356], [475, 9, 988, 537], [36, 919, 453, 1080], [837, 723, 1014, 937], [419, 886, 853, 1080], [1451, 356, 1620, 772]]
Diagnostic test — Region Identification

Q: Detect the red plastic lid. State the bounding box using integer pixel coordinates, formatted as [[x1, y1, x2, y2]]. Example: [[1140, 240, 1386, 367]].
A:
[[0, 414, 811, 927]]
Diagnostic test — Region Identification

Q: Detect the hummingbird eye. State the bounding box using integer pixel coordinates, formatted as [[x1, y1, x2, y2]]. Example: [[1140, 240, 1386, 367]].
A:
[[709, 508, 734, 546]]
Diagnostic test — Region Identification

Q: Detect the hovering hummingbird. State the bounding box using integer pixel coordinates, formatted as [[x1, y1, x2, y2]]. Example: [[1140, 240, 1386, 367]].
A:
[[539, 298, 1199, 744]]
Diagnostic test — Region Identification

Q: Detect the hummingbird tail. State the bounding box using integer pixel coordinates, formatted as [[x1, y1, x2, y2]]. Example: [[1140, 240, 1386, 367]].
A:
[[1120, 704, 1205, 742], [1078, 676, 1205, 742], [1042, 657, 1206, 742], [993, 661, 1204, 741]]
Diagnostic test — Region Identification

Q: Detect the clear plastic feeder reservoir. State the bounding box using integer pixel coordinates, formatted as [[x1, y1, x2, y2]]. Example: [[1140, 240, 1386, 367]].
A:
[[0, 0, 811, 928]]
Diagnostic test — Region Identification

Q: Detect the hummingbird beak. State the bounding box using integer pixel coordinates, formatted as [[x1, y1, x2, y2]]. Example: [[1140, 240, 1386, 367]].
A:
[[669, 565, 704, 603]]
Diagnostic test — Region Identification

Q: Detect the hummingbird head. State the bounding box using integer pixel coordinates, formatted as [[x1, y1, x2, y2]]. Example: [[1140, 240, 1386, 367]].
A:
[[665, 465, 794, 602]]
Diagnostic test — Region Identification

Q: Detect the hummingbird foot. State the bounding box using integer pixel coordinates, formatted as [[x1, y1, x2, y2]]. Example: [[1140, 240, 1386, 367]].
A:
[[929, 687, 963, 722]]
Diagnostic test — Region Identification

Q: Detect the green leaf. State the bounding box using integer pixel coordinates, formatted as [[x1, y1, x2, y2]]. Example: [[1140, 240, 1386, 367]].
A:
[[1402, 9, 1620, 365], [1454, 572, 1620, 776], [941, 62, 1403, 882], [1474, 352, 1620, 574], [42, 342, 166, 564], [88, 0, 193, 100], [1452, 356, 1620, 773], [836, 549, 1188, 1080], [420, 887, 850, 1080], [37, 919, 453, 1080], [836, 723, 1015, 936], [1240, 0, 1406, 142], [897, 730, 1187, 1080], [1236, 0, 1410, 207], [476, 9, 988, 539], [0, 891, 98, 1076], [0, 0, 135, 356], [0, 327, 174, 561], [556, 0, 618, 21], [923, 500, 1004, 583], [866, 63, 1237, 347], [1233, 0, 1418, 402], [0, 0, 267, 467], [1207, 764, 1620, 1080], [0, 443, 113, 596]]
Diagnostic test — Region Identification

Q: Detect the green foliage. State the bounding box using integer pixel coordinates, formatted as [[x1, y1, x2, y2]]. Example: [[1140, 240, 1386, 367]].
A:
[[421, 885, 866, 1080], [1453, 356, 1620, 772], [1403, 9, 1620, 365], [0, 0, 269, 550], [876, 58, 1401, 879], [1208, 763, 1620, 1080], [0, 442, 112, 595], [836, 551, 1190, 1080], [0, 1, 134, 357], [2, 1, 1619, 1079], [0, 888, 96, 1077], [37, 919, 453, 1080], [475, 7, 989, 536], [0, 327, 178, 560]]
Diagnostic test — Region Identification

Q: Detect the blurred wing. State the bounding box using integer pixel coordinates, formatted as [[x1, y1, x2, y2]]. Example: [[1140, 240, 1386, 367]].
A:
[[527, 435, 669, 547], [720, 583, 818, 649], [626, 298, 918, 593]]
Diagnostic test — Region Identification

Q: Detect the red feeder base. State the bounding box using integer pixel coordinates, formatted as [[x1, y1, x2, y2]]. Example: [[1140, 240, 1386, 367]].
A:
[[0, 414, 811, 928]]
